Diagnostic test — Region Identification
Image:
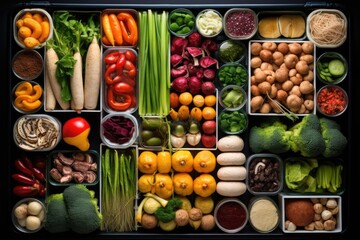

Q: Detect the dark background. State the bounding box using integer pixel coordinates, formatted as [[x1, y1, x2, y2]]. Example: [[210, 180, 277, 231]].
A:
[[1, 1, 357, 239]]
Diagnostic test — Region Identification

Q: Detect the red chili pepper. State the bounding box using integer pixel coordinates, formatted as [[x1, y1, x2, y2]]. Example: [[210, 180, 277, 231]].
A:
[[34, 157, 46, 170], [114, 82, 134, 94], [104, 51, 120, 64], [116, 53, 126, 75], [124, 60, 136, 78], [21, 156, 34, 170], [39, 185, 46, 197], [105, 63, 118, 85], [12, 173, 37, 185], [13, 185, 39, 197], [125, 49, 136, 63], [14, 159, 34, 178], [107, 85, 132, 111], [121, 77, 136, 87], [32, 166, 46, 182]]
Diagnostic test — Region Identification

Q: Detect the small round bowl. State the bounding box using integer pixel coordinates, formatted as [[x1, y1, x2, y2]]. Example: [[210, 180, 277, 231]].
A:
[[248, 196, 280, 233], [219, 85, 247, 110], [306, 9, 347, 48], [12, 80, 44, 114], [316, 85, 348, 117], [217, 63, 248, 87], [100, 113, 138, 149], [217, 39, 246, 63], [12, 198, 46, 233], [13, 8, 54, 49], [13, 114, 62, 151], [12, 49, 43, 81], [196, 9, 223, 38], [246, 153, 283, 196], [214, 198, 249, 233], [223, 8, 257, 40], [219, 109, 248, 134], [316, 52, 348, 85], [168, 8, 195, 37]]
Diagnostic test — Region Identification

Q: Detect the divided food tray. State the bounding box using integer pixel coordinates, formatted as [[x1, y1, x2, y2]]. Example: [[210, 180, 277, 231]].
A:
[[6, 2, 352, 239]]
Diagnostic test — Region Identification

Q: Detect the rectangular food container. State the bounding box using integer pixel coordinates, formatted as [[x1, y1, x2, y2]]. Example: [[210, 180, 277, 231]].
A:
[[279, 193, 342, 233], [248, 40, 316, 117]]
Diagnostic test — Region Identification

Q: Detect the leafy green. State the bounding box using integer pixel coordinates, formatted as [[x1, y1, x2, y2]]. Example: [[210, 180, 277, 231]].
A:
[[219, 110, 247, 133]]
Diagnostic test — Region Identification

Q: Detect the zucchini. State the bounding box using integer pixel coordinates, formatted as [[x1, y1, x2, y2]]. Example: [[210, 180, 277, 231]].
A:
[[328, 59, 345, 77]]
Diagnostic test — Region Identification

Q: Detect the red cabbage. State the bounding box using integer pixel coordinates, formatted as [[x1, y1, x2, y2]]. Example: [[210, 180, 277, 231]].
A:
[[188, 76, 202, 95]]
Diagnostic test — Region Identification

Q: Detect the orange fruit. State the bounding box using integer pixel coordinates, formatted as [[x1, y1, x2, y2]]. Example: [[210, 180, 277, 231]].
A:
[[170, 92, 180, 108], [204, 95, 216, 107], [179, 92, 193, 106], [202, 107, 216, 120], [193, 95, 205, 107], [178, 105, 190, 121], [138, 151, 158, 174], [190, 107, 203, 122]]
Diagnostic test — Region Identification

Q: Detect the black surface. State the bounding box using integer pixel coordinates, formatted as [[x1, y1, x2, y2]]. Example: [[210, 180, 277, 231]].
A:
[[1, 1, 358, 239]]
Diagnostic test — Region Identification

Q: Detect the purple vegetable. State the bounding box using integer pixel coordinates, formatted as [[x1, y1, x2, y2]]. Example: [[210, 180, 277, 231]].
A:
[[201, 39, 218, 53], [171, 77, 188, 93], [188, 76, 202, 95], [201, 81, 216, 95], [199, 56, 219, 69], [188, 32, 202, 47], [171, 54, 183, 67], [203, 68, 216, 81], [102, 116, 135, 144], [187, 62, 202, 77], [171, 37, 188, 55], [171, 65, 188, 78], [186, 47, 204, 58]]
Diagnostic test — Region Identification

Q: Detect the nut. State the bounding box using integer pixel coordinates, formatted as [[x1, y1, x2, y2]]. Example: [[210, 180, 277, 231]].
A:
[[313, 203, 323, 214], [319, 198, 328, 205], [330, 206, 339, 215], [326, 199, 338, 209], [314, 220, 324, 230], [321, 210, 332, 221], [304, 222, 315, 231], [313, 213, 321, 221], [286, 221, 297, 231], [324, 219, 336, 231], [310, 198, 319, 204]]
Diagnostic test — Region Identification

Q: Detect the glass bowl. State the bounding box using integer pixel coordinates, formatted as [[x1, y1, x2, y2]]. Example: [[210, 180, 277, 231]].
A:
[[219, 85, 247, 110], [223, 8, 258, 40], [12, 80, 43, 114], [168, 8, 195, 37], [13, 114, 62, 151], [219, 109, 248, 134], [12, 198, 46, 233], [217, 39, 247, 63], [217, 63, 248, 87], [100, 113, 138, 149], [248, 196, 280, 233], [196, 9, 223, 38], [12, 49, 43, 81], [316, 85, 348, 117], [316, 52, 348, 85], [214, 198, 249, 233], [246, 153, 283, 196], [13, 8, 54, 49]]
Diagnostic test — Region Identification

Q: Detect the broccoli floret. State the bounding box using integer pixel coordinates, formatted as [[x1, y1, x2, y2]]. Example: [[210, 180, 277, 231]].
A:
[[319, 117, 341, 131], [154, 197, 182, 223], [321, 127, 348, 158], [44, 193, 70, 233], [287, 114, 325, 157], [63, 184, 102, 234], [249, 120, 290, 153]]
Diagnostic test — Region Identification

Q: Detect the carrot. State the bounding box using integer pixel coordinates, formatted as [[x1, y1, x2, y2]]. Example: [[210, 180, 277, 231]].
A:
[[70, 51, 84, 113], [102, 13, 115, 46], [44, 69, 56, 111], [84, 36, 101, 110], [102, 35, 111, 46], [117, 12, 138, 45], [45, 48, 70, 110], [109, 13, 123, 46]]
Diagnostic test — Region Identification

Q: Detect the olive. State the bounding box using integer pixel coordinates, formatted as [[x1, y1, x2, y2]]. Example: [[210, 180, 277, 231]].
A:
[[142, 118, 163, 130], [145, 137, 163, 146], [141, 130, 154, 142]]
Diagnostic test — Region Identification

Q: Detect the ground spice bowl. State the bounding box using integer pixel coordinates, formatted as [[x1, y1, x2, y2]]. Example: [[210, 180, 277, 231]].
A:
[[223, 8, 258, 40], [248, 196, 280, 233], [12, 49, 43, 81]]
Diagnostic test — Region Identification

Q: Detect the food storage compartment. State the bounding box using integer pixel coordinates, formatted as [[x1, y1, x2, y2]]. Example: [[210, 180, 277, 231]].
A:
[[223, 8, 257, 40], [12, 49, 44, 81], [248, 196, 280, 233], [101, 9, 139, 48], [12, 80, 44, 114], [12, 198, 46, 233], [256, 11, 307, 40], [47, 150, 100, 186], [102, 47, 138, 114], [279, 194, 342, 233], [248, 40, 316, 117], [43, 10, 102, 113]]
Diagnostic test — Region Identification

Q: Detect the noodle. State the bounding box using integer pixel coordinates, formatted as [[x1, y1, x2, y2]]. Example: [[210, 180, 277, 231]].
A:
[[309, 11, 347, 46]]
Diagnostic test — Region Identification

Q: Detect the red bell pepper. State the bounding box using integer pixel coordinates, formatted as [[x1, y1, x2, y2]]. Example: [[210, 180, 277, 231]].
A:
[[125, 49, 136, 63], [116, 53, 126, 75], [124, 60, 136, 78], [107, 85, 132, 111], [114, 82, 134, 95], [104, 51, 120, 64]]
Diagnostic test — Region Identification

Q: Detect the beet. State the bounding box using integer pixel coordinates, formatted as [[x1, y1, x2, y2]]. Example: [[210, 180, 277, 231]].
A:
[[171, 54, 183, 67], [201, 39, 218, 53], [203, 68, 216, 81], [171, 77, 188, 93], [188, 76, 202, 95], [199, 56, 219, 69], [187, 62, 202, 77], [188, 32, 202, 47], [201, 134, 216, 148], [171, 65, 188, 78], [186, 47, 204, 58], [201, 81, 216, 95], [171, 36, 188, 55]]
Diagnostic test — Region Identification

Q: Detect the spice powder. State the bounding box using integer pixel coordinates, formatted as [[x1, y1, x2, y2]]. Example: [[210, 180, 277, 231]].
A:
[[249, 198, 279, 232], [12, 50, 43, 80]]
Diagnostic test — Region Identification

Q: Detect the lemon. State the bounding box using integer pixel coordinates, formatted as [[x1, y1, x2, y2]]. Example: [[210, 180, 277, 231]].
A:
[[194, 196, 214, 214]]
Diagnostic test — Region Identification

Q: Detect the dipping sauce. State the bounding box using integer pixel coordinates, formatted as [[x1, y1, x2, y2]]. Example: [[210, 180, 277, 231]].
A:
[[224, 9, 257, 39], [216, 200, 247, 230], [317, 85, 348, 116]]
